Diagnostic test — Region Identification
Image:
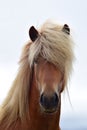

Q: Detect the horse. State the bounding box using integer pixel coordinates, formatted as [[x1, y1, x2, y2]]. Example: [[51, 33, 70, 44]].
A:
[[0, 20, 74, 130]]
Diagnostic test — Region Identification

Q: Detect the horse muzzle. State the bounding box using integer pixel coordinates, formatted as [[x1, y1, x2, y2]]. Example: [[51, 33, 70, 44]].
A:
[[40, 92, 59, 113]]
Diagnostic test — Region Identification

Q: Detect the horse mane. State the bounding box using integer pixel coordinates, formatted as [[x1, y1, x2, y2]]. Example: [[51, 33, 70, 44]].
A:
[[0, 43, 31, 128], [29, 21, 74, 85], [0, 20, 74, 128]]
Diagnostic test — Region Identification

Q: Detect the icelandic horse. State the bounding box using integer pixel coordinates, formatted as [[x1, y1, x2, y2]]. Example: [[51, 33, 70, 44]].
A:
[[0, 20, 74, 130]]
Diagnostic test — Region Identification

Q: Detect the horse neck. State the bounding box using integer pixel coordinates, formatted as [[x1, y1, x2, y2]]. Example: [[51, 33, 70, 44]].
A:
[[28, 70, 61, 130]]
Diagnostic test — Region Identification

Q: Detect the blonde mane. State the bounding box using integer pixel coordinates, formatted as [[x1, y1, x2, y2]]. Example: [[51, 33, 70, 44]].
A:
[[0, 20, 74, 128]]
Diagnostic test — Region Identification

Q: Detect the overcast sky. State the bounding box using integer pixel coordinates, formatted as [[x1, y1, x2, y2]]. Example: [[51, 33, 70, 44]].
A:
[[0, 0, 87, 129]]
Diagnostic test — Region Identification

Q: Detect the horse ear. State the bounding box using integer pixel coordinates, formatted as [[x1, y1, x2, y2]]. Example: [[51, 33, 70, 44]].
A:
[[29, 26, 39, 42], [62, 24, 70, 35]]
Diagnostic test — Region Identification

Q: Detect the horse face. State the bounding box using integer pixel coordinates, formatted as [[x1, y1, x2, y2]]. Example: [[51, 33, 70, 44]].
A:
[[34, 58, 63, 113]]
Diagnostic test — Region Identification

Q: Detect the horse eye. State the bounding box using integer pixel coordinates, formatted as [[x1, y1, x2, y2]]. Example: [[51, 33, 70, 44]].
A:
[[34, 58, 38, 64]]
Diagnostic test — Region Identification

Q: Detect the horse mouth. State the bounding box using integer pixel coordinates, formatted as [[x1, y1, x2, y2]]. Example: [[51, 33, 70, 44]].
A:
[[40, 105, 58, 114], [43, 108, 57, 113]]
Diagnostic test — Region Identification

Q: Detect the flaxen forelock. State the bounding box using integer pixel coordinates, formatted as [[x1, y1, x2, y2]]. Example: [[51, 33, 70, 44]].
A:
[[29, 21, 74, 76]]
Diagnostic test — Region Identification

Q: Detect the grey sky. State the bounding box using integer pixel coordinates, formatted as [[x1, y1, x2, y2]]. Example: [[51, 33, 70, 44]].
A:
[[0, 0, 87, 128]]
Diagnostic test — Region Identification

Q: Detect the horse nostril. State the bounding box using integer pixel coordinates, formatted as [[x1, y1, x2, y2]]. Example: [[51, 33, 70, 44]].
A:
[[52, 93, 58, 107], [40, 93, 47, 107], [40, 93, 59, 110]]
